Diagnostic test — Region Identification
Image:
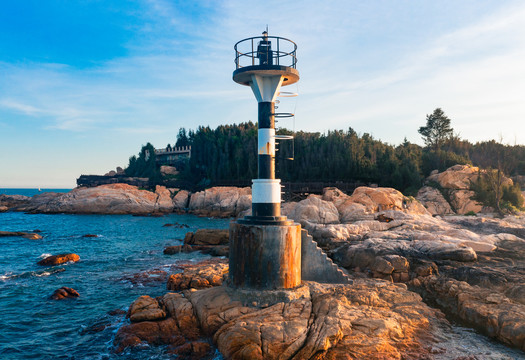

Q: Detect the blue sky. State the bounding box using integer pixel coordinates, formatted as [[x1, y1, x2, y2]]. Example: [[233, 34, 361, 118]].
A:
[[1, 0, 524, 188]]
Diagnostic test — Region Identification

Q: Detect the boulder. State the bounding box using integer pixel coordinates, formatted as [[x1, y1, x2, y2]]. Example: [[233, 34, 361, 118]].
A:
[[286, 195, 339, 224], [188, 187, 251, 217], [114, 318, 185, 353], [427, 164, 480, 190], [0, 205, 7, 212], [0, 231, 42, 239], [184, 229, 229, 246], [50, 287, 79, 300], [167, 259, 228, 291], [160, 165, 179, 176], [416, 186, 454, 215], [349, 186, 404, 212], [172, 190, 190, 210], [128, 295, 166, 322], [164, 245, 182, 255], [38, 253, 80, 266]]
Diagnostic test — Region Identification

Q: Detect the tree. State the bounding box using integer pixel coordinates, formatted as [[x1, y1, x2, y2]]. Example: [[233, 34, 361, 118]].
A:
[[418, 108, 454, 152]]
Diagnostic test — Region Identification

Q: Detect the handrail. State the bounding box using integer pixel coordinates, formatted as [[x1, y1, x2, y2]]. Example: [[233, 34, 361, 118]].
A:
[[234, 35, 297, 70]]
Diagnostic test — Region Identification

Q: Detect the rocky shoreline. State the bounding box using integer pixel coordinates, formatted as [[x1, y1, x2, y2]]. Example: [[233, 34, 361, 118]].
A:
[[2, 164, 525, 358]]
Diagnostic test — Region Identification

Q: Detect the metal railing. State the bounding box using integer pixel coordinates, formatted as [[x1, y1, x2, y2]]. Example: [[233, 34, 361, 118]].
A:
[[234, 35, 297, 69]]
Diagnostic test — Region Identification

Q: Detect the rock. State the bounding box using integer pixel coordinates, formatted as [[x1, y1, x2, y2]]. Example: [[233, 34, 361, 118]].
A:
[[173, 190, 190, 211], [349, 186, 405, 212], [421, 165, 515, 215], [160, 165, 179, 176], [0, 194, 31, 209], [417, 276, 525, 351], [184, 229, 229, 246], [214, 297, 311, 359], [427, 164, 480, 190], [50, 287, 79, 300], [188, 187, 251, 218], [416, 186, 454, 216], [0, 231, 43, 239], [450, 190, 482, 215], [192, 281, 438, 360], [286, 195, 339, 224], [167, 259, 228, 291], [169, 341, 212, 358], [0, 205, 7, 212], [82, 234, 98, 238], [114, 317, 185, 353], [38, 253, 80, 266], [164, 245, 182, 255], [16, 184, 174, 214], [128, 295, 166, 322], [160, 293, 201, 340], [321, 187, 347, 202]]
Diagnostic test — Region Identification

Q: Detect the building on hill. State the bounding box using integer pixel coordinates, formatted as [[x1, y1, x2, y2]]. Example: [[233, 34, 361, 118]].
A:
[[154, 146, 191, 166]]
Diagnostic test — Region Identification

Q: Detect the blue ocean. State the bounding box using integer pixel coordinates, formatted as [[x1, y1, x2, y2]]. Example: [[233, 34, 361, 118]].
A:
[[0, 191, 230, 359]]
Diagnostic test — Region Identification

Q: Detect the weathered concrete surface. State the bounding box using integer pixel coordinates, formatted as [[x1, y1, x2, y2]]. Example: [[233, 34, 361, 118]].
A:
[[300, 229, 351, 284], [229, 222, 301, 289]]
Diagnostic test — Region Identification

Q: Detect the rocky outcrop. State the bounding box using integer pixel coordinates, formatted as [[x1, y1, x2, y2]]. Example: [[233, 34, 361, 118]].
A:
[[0, 231, 42, 240], [115, 280, 440, 359], [188, 187, 251, 218], [417, 276, 525, 351], [50, 287, 80, 300], [0, 194, 31, 210], [16, 184, 174, 214], [38, 253, 80, 266], [172, 190, 190, 211], [128, 295, 166, 322], [417, 164, 519, 215], [167, 259, 228, 291], [416, 186, 454, 215]]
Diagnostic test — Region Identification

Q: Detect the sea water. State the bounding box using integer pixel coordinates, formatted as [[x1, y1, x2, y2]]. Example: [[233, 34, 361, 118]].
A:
[[0, 210, 229, 359]]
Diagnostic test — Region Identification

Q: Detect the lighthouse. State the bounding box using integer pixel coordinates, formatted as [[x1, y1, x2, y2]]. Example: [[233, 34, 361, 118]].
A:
[[229, 31, 302, 290]]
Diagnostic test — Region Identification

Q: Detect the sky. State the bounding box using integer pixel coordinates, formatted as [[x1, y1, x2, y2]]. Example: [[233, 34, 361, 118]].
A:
[[1, 0, 524, 188]]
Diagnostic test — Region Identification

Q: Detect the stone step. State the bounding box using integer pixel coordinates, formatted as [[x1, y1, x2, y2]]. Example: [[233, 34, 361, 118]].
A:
[[301, 229, 352, 284]]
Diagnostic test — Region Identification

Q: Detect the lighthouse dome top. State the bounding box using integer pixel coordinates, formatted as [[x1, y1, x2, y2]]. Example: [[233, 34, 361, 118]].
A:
[[233, 32, 300, 86]]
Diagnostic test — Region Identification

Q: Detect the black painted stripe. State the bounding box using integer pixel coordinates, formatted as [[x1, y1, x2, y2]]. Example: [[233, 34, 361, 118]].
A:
[[252, 202, 280, 217], [258, 154, 274, 179], [258, 102, 274, 129]]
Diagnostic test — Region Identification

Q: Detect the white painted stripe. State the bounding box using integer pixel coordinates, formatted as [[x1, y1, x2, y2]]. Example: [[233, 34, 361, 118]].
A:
[[250, 74, 284, 102], [252, 179, 281, 203], [258, 128, 275, 155]]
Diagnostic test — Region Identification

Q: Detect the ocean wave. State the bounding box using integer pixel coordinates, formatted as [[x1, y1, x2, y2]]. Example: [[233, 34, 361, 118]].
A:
[[39, 253, 52, 259], [0, 268, 65, 280]]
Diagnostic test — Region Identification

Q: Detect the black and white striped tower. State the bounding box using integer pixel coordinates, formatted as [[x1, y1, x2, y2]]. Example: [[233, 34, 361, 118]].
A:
[[229, 31, 302, 291], [233, 31, 299, 224]]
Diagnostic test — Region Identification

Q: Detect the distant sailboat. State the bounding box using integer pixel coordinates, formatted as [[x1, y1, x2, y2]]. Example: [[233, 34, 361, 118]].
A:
[[38, 187, 42, 192]]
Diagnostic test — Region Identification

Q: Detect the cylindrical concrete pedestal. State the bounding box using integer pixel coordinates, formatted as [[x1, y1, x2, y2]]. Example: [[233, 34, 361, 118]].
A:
[[229, 222, 301, 289]]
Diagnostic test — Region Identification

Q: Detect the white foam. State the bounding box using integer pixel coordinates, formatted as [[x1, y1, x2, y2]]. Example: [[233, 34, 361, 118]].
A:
[[39, 253, 52, 259]]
